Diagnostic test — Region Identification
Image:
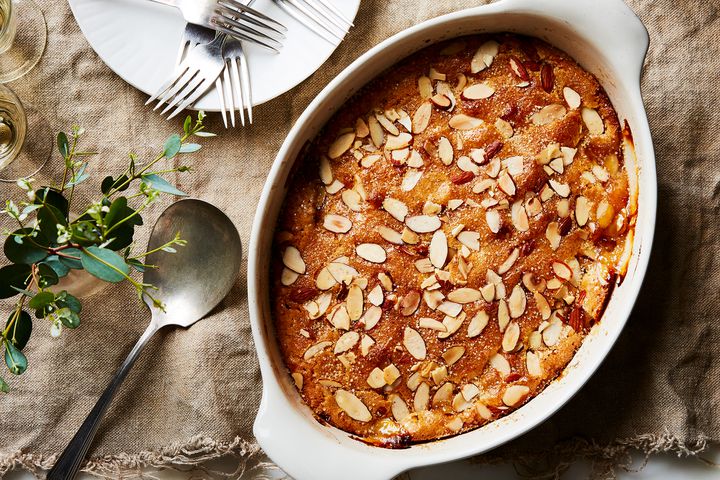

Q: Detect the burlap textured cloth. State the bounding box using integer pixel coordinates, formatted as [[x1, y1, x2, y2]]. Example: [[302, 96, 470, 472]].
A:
[[1, 0, 718, 478]]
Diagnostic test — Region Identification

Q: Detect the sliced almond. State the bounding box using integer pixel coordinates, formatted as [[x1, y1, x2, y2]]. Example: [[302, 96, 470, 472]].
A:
[[360, 334, 375, 356], [328, 304, 350, 330], [328, 132, 355, 159], [375, 112, 399, 135], [356, 243, 386, 263], [341, 189, 362, 212], [415, 258, 434, 273], [462, 83, 495, 100], [423, 289, 445, 310], [582, 107, 604, 134], [407, 150, 424, 168], [324, 214, 352, 233], [447, 287, 481, 304], [368, 115, 384, 147], [367, 367, 386, 388], [319, 156, 333, 185], [361, 154, 382, 168], [401, 169, 423, 192], [368, 285, 384, 306], [400, 290, 421, 316], [563, 87, 581, 109], [383, 197, 408, 222], [509, 55, 529, 81], [508, 284, 527, 318], [542, 318, 563, 346], [502, 385, 530, 407], [386, 132, 412, 150], [355, 117, 370, 137], [418, 75, 433, 99], [414, 382, 430, 411], [361, 305, 382, 330], [457, 230, 480, 251], [346, 284, 364, 321], [480, 283, 495, 302], [430, 93, 452, 109], [552, 261, 573, 281], [457, 155, 480, 175], [390, 394, 410, 421], [282, 246, 306, 274], [438, 136, 454, 165], [403, 327, 427, 360], [486, 209, 501, 233], [575, 196, 591, 226], [436, 81, 456, 111], [498, 299, 510, 332], [327, 262, 358, 284], [304, 341, 332, 360], [498, 248, 519, 275], [412, 102, 433, 133], [334, 331, 360, 354], [419, 317, 447, 332], [531, 104, 567, 126], [406, 215, 442, 233], [471, 40, 499, 73], [467, 310, 489, 338], [526, 351, 543, 377], [335, 389, 372, 422], [377, 226, 402, 245], [281, 267, 299, 286], [534, 291, 552, 320], [548, 179, 571, 198], [292, 372, 303, 390], [325, 179, 344, 194], [489, 353, 511, 377], [510, 201, 530, 232], [383, 364, 401, 385], [545, 222, 561, 250], [378, 272, 393, 291], [432, 382, 454, 406], [449, 114, 484, 130], [442, 346, 465, 365], [316, 267, 337, 290], [438, 301, 463, 318], [495, 118, 514, 139], [429, 230, 448, 268], [502, 321, 520, 352]]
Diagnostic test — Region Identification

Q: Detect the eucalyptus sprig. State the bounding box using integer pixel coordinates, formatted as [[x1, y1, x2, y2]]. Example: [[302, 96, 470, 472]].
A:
[[0, 111, 215, 392]]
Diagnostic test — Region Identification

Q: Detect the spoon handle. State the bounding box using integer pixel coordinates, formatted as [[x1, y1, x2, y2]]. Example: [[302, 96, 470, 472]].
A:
[[47, 323, 159, 480]]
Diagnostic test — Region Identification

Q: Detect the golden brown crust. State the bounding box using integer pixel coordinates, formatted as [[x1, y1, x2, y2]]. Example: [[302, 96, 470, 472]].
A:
[[271, 34, 633, 446]]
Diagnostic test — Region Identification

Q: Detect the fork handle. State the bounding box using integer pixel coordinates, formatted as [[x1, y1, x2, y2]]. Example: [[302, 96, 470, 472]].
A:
[[47, 323, 159, 480]]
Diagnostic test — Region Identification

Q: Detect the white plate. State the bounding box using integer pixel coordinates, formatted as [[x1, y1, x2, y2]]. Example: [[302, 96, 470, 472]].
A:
[[67, 0, 361, 111]]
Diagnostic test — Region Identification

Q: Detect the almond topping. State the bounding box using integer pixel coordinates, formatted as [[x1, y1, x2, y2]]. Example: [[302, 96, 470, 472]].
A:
[[563, 87, 581, 109], [432, 382, 454, 406], [323, 214, 352, 233], [386, 132, 412, 150], [526, 351, 543, 377], [596, 199, 615, 228], [356, 243, 387, 264], [531, 104, 567, 125], [457, 230, 480, 250], [361, 305, 382, 330], [429, 230, 448, 268], [502, 385, 530, 407], [419, 317, 447, 331], [304, 341, 332, 360], [406, 215, 442, 233], [543, 318, 563, 346], [368, 115, 384, 147], [508, 284, 527, 318], [442, 346, 465, 365], [367, 367, 386, 388], [327, 261, 358, 284], [412, 102, 433, 133], [341, 189, 361, 212], [438, 302, 463, 318], [498, 248, 519, 275], [462, 82, 495, 100], [292, 372, 303, 390], [546, 222, 561, 250], [315, 267, 337, 290], [552, 261, 573, 281], [403, 327, 427, 360], [355, 117, 370, 137], [581, 107, 604, 134], [447, 287, 481, 304], [490, 353, 511, 377], [418, 75, 433, 98], [548, 179, 571, 198], [319, 156, 333, 185], [335, 389, 372, 422], [328, 132, 355, 159], [438, 311, 465, 338], [346, 284, 364, 321], [575, 196, 591, 226], [495, 118, 514, 139], [400, 290, 421, 316], [414, 382, 430, 411], [511, 201, 529, 232], [390, 394, 410, 421], [328, 304, 350, 330], [368, 285, 384, 306], [534, 291, 552, 320], [509, 55, 529, 81], [334, 331, 360, 354], [480, 283, 495, 302], [471, 40, 499, 73], [383, 197, 408, 222], [541, 63, 554, 92], [360, 335, 375, 356], [502, 322, 520, 351], [383, 364, 401, 385], [281, 268, 299, 286], [468, 310, 489, 338], [498, 299, 510, 332], [457, 155, 480, 175], [438, 136, 454, 165], [377, 226, 402, 245], [486, 209, 501, 233], [449, 114, 484, 130], [282, 246, 306, 274], [430, 93, 452, 109]]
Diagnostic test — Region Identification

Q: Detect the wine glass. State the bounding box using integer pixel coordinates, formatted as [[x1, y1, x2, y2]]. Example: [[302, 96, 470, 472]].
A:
[[0, 82, 50, 182], [0, 0, 46, 82]]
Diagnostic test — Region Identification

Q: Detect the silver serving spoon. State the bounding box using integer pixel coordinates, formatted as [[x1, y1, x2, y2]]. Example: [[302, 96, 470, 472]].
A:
[[47, 199, 242, 480]]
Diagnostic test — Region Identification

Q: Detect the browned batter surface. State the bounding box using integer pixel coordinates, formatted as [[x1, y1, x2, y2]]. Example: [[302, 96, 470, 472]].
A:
[[270, 34, 633, 446]]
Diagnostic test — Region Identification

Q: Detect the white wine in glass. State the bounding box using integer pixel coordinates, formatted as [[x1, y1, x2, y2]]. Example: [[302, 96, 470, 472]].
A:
[[0, 0, 46, 83]]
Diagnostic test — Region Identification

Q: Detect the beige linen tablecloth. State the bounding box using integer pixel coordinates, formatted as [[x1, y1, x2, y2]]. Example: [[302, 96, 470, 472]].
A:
[[1, 0, 718, 478]]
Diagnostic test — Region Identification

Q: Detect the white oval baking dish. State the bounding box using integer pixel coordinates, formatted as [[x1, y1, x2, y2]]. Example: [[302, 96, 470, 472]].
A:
[[248, 0, 656, 478]]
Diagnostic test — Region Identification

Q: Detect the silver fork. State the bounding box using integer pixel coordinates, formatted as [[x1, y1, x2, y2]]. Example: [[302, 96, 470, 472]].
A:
[[147, 35, 226, 120], [147, 0, 286, 52], [175, 23, 216, 68], [272, 0, 353, 44], [217, 36, 252, 127]]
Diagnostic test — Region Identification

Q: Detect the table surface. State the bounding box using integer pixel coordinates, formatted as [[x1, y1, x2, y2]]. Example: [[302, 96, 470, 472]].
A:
[[6, 444, 718, 479]]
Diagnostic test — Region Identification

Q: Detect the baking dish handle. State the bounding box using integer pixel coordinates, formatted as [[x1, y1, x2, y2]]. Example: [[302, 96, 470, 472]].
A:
[[495, 0, 649, 81]]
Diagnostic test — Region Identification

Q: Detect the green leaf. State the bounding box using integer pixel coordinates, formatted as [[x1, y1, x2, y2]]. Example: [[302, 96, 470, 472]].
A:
[[163, 134, 182, 159], [0, 376, 8, 393], [35, 187, 69, 217], [5, 310, 31, 350], [70, 221, 101, 246], [141, 174, 187, 196], [80, 246, 129, 283], [179, 143, 201, 153], [56, 292, 81, 314], [58, 248, 83, 269], [56, 307, 80, 329], [4, 340, 27, 375], [0, 264, 31, 299], [101, 175, 130, 195], [37, 204, 68, 244], [194, 131, 216, 137], [57, 132, 69, 158], [183, 115, 192, 135], [37, 263, 59, 288], [42, 255, 70, 278], [28, 291, 54, 310], [4, 229, 49, 264], [127, 258, 146, 273]]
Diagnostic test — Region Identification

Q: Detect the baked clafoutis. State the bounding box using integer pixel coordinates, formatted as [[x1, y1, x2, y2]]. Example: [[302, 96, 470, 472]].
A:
[[271, 34, 635, 447]]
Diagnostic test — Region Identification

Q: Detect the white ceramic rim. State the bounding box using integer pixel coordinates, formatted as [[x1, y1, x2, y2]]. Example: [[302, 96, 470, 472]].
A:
[[248, 1, 656, 479]]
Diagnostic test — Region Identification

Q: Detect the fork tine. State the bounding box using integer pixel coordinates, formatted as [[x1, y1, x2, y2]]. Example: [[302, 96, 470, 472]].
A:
[[238, 45, 252, 125], [213, 23, 281, 53], [152, 67, 197, 110], [276, 0, 343, 43], [223, 65, 236, 128], [219, 0, 287, 31], [174, 39, 190, 69], [216, 77, 228, 128], [214, 9, 284, 43], [160, 74, 205, 115], [229, 57, 245, 127], [300, 0, 350, 34], [313, 0, 354, 27], [146, 65, 188, 105], [167, 76, 217, 120], [215, 4, 286, 38]]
